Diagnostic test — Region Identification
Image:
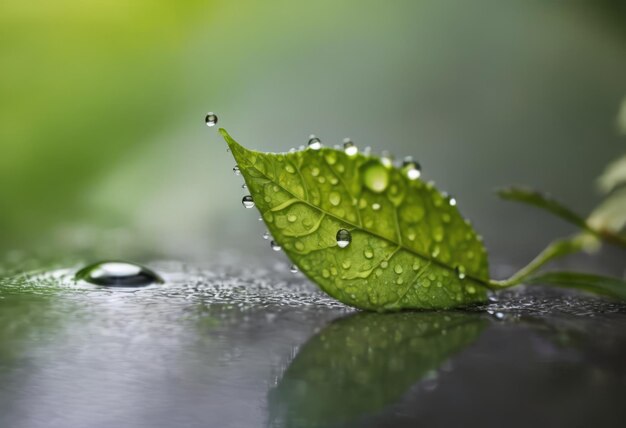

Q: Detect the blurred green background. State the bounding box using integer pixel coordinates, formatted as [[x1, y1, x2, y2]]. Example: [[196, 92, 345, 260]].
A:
[[1, 0, 625, 266]]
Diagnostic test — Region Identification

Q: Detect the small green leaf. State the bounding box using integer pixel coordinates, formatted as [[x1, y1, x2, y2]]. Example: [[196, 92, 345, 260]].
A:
[[526, 271, 626, 301], [588, 187, 626, 234], [596, 154, 626, 195], [221, 129, 490, 310], [497, 187, 589, 230], [269, 312, 486, 426]]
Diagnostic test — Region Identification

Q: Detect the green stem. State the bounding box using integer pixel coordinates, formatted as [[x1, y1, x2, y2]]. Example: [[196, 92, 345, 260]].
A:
[[489, 235, 588, 288]]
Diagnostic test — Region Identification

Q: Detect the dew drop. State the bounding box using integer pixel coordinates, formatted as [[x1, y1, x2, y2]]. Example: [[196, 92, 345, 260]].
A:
[[394, 265, 403, 274], [242, 195, 255, 208], [402, 156, 421, 180], [241, 183, 247, 189], [263, 231, 270, 240], [329, 191, 341, 206], [75, 261, 163, 287], [336, 229, 352, 248], [308, 135, 322, 150], [270, 240, 282, 251], [371, 203, 381, 211], [290, 264, 298, 273], [287, 214, 297, 222], [360, 160, 390, 193], [364, 249, 374, 259], [449, 196, 457, 206], [205, 112, 218, 127], [233, 165, 241, 176], [455, 265, 466, 279], [380, 151, 394, 168], [343, 139, 358, 156]]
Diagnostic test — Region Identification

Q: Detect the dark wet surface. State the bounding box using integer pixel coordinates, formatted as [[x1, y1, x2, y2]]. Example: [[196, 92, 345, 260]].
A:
[[1, 262, 625, 428]]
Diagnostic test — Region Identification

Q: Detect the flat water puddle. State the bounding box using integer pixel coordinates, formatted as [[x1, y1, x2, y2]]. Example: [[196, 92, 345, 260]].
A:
[[1, 261, 625, 428]]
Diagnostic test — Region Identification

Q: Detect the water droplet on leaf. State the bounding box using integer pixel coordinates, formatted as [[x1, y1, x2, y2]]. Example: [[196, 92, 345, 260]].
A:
[[402, 156, 421, 180], [290, 264, 298, 273], [336, 229, 352, 248], [242, 195, 255, 208], [360, 160, 389, 193], [455, 265, 466, 279], [308, 135, 322, 150], [233, 165, 241, 176], [270, 240, 281, 251], [343, 139, 358, 156], [75, 261, 163, 287]]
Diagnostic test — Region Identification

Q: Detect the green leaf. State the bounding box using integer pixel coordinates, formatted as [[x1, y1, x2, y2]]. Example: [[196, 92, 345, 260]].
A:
[[497, 187, 589, 230], [596, 154, 626, 195], [221, 129, 490, 311], [269, 311, 487, 426], [588, 187, 626, 234], [526, 271, 626, 301]]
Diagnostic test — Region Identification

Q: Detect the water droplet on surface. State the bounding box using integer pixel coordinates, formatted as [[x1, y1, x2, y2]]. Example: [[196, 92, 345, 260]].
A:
[[394, 265, 403, 274], [455, 265, 466, 279], [380, 151, 394, 168], [242, 195, 255, 208], [233, 165, 241, 176], [287, 214, 297, 222], [290, 264, 298, 273], [329, 191, 342, 206], [205, 112, 218, 127], [270, 241, 282, 251], [364, 248, 374, 259], [371, 203, 381, 211], [308, 135, 322, 150], [449, 196, 457, 206], [75, 261, 163, 287], [263, 231, 270, 240], [336, 229, 352, 248], [361, 160, 390, 193], [343, 139, 358, 156], [402, 156, 421, 180], [241, 183, 247, 189]]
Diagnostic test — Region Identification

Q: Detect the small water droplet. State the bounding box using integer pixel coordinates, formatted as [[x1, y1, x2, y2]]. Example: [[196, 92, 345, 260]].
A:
[[488, 291, 499, 303], [287, 214, 297, 222], [329, 191, 342, 206], [336, 229, 352, 248], [205, 112, 218, 127], [361, 160, 390, 193], [308, 135, 322, 150], [75, 261, 163, 287], [290, 264, 298, 273], [263, 231, 270, 240], [455, 265, 466, 279], [343, 139, 358, 156], [394, 265, 403, 274], [241, 183, 247, 189], [233, 165, 241, 176], [449, 196, 457, 206], [364, 248, 374, 259], [242, 195, 255, 208], [371, 203, 381, 211], [270, 240, 282, 251], [380, 151, 393, 168], [402, 156, 421, 180]]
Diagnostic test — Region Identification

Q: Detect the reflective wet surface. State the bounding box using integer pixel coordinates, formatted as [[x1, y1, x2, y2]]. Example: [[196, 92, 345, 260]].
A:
[[1, 261, 625, 428]]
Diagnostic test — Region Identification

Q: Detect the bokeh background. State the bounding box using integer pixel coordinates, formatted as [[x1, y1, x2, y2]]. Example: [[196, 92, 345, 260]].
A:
[[2, 0, 626, 270]]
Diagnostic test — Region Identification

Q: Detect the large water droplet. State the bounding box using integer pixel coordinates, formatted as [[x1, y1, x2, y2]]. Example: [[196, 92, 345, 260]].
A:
[[308, 135, 322, 150], [242, 195, 255, 208], [336, 229, 352, 248], [270, 240, 282, 251], [343, 139, 358, 156], [75, 261, 163, 287], [402, 156, 421, 180], [233, 165, 241, 176], [205, 112, 218, 127], [360, 160, 390, 193]]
